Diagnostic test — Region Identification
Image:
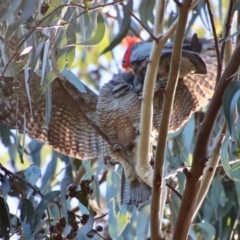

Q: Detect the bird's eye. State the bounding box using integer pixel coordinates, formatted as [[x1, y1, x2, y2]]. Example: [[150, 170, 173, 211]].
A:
[[122, 59, 126, 64]]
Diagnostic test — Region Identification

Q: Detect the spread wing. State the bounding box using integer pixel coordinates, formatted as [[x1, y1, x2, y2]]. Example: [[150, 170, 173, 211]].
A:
[[0, 72, 105, 159]]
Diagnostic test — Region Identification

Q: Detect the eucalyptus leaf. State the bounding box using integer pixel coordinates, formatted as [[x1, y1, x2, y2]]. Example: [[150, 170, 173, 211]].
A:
[[40, 151, 57, 193], [20, 199, 35, 224], [66, 12, 105, 47], [0, 196, 11, 240], [43, 84, 52, 127], [77, 208, 94, 239], [0, 176, 10, 200], [100, 0, 132, 55], [0, 0, 21, 23], [196, 222, 215, 240], [21, 220, 32, 240], [32, 190, 60, 228], [24, 165, 42, 186], [92, 175, 101, 208], [34, 71, 56, 102], [222, 81, 240, 141], [136, 204, 150, 239], [61, 68, 87, 93], [0, 124, 12, 146], [60, 177, 73, 226], [6, 0, 36, 38], [0, 54, 29, 77]]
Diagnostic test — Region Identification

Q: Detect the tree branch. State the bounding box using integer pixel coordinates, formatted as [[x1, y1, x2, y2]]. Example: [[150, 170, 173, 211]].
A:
[[192, 123, 226, 220], [172, 37, 240, 240], [151, 0, 192, 238], [135, 0, 200, 189]]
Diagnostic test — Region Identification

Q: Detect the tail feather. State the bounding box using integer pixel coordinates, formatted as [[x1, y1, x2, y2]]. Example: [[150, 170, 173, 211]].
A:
[[120, 171, 152, 205]]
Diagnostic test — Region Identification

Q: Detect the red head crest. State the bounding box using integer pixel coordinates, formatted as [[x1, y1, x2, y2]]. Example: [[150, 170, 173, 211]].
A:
[[122, 36, 141, 70]]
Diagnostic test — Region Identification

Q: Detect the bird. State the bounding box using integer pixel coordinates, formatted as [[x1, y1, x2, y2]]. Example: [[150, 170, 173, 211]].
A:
[[122, 33, 208, 93], [0, 34, 216, 205]]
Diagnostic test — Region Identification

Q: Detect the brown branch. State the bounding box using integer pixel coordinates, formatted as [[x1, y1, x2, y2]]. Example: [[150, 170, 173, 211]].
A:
[[166, 183, 182, 200], [193, 123, 227, 220], [151, 1, 192, 239], [172, 39, 240, 240], [0, 163, 44, 198]]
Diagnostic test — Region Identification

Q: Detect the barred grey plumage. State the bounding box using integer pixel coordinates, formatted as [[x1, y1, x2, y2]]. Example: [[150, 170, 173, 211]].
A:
[[0, 72, 105, 160], [0, 38, 216, 205]]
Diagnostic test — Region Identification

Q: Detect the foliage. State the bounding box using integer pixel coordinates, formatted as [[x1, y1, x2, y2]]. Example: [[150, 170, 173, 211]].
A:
[[0, 0, 240, 239]]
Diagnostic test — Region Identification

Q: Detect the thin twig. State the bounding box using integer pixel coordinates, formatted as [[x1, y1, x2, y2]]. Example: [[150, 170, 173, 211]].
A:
[[0, 163, 44, 197], [173, 36, 240, 240], [166, 183, 182, 200], [205, 0, 222, 83], [120, 4, 157, 41]]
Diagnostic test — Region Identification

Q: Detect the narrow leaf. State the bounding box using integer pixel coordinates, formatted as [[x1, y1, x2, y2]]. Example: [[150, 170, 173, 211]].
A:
[[0, 197, 10, 240], [33, 190, 60, 228], [61, 68, 87, 93], [66, 12, 105, 47], [100, 0, 133, 55], [222, 81, 240, 140], [20, 199, 35, 224]]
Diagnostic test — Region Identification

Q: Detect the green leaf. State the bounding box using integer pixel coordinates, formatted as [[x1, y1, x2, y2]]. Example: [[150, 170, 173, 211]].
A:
[[40, 151, 57, 192], [23, 162, 40, 193], [220, 133, 240, 181], [77, 208, 94, 239], [230, 161, 240, 172], [24, 165, 42, 186], [21, 220, 32, 240], [20, 198, 35, 224], [43, 84, 52, 127], [106, 170, 121, 201], [0, 197, 10, 240], [92, 175, 101, 208], [5, 0, 36, 39], [75, 192, 89, 208], [0, 0, 21, 23], [39, 0, 63, 27], [222, 81, 240, 141], [33, 190, 60, 228], [61, 68, 87, 93], [56, 47, 75, 72], [0, 124, 12, 146], [0, 54, 29, 77], [139, 0, 155, 30], [34, 71, 56, 102], [0, 176, 10, 200], [108, 200, 130, 238], [100, 0, 133, 55], [195, 222, 215, 240], [60, 177, 73, 226], [221, 134, 232, 178], [136, 203, 150, 239], [219, 27, 240, 44], [170, 190, 181, 227], [66, 12, 105, 47]]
